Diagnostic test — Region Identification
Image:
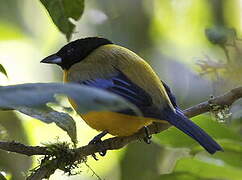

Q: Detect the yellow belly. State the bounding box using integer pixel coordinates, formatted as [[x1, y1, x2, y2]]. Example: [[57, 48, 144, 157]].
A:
[[81, 111, 156, 136]]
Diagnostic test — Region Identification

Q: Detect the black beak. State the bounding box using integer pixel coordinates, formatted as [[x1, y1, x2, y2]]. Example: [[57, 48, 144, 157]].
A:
[[40, 54, 62, 64]]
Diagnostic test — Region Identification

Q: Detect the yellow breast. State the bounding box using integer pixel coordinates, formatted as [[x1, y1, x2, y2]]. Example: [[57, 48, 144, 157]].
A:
[[81, 111, 155, 136]]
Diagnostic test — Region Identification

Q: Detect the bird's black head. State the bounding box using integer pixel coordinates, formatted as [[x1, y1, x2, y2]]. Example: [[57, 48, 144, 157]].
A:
[[41, 37, 113, 69]]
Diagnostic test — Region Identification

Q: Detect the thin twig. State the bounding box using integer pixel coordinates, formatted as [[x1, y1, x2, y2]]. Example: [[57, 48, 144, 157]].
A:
[[26, 160, 58, 180]]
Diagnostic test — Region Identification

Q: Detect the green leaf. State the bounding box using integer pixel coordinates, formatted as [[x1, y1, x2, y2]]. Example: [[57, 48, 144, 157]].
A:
[[174, 157, 242, 180], [153, 115, 241, 151], [0, 64, 7, 77], [157, 172, 200, 180], [213, 150, 242, 169], [18, 107, 77, 144], [0, 83, 140, 115], [0, 83, 141, 143], [40, 0, 85, 40]]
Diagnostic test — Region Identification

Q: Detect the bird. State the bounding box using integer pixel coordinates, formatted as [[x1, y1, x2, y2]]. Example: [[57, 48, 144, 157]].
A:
[[41, 37, 223, 158]]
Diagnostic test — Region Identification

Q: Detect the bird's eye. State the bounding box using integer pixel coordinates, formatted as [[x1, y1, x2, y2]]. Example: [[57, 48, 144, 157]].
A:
[[67, 48, 74, 55]]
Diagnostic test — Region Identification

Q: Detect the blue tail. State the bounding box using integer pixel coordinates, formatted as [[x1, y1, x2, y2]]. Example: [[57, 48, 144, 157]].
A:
[[164, 108, 223, 154]]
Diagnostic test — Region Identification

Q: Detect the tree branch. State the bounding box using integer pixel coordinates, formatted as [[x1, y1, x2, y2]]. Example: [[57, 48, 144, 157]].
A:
[[1, 86, 242, 179], [0, 141, 51, 156], [183, 86, 242, 117]]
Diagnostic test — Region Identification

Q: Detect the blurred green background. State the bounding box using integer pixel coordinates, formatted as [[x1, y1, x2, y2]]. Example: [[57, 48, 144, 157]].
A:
[[0, 0, 242, 179]]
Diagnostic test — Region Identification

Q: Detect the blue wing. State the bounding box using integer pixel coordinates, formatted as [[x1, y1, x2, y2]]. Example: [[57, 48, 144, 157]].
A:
[[79, 71, 153, 115], [78, 71, 180, 118]]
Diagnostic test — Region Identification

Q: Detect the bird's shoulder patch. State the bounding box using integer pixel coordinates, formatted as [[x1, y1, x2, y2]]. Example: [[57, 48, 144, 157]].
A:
[[77, 70, 154, 116]]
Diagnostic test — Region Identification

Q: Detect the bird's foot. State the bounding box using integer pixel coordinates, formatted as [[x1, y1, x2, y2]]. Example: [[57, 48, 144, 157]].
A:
[[143, 126, 152, 144], [88, 130, 108, 160]]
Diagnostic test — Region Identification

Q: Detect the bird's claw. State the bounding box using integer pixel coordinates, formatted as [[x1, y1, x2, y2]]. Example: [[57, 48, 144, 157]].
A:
[[88, 131, 108, 160], [89, 140, 107, 160]]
